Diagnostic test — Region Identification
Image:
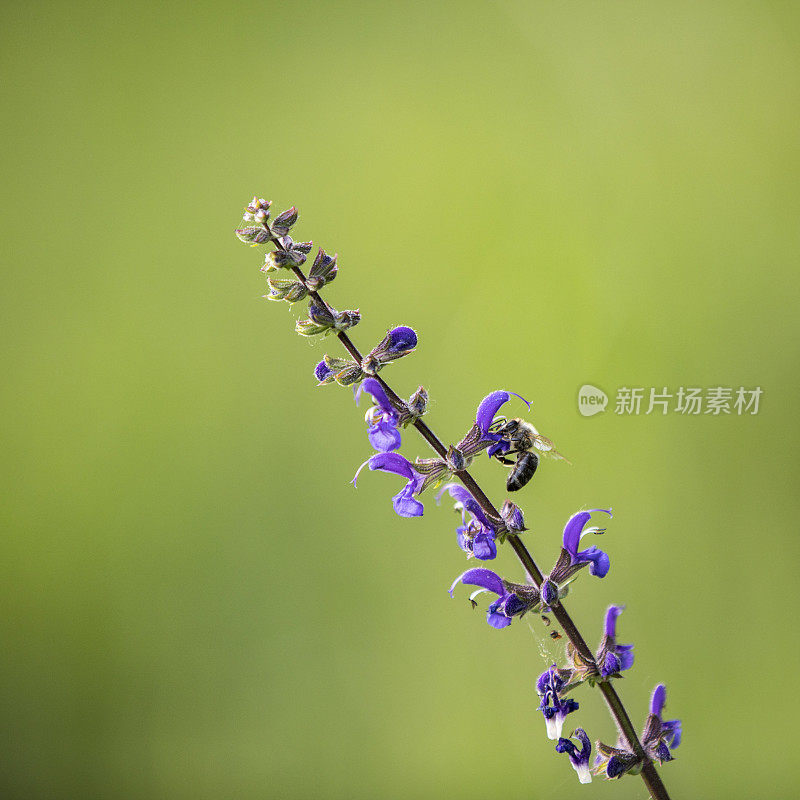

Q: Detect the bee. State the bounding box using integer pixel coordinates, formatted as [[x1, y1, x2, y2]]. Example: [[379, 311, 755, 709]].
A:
[[489, 417, 570, 492], [549, 630, 562, 641]]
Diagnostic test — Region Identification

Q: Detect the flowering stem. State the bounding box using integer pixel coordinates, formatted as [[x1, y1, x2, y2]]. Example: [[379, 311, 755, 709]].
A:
[[273, 234, 671, 800]]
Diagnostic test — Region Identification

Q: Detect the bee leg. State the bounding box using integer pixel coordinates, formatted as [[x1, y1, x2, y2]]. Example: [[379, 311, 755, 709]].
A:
[[493, 447, 524, 466]]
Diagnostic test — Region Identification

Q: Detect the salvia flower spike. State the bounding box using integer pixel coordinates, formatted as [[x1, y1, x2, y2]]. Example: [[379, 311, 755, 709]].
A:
[[235, 195, 677, 800]]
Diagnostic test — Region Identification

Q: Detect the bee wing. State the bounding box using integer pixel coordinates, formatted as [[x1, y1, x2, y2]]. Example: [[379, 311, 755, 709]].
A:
[[531, 433, 572, 464]]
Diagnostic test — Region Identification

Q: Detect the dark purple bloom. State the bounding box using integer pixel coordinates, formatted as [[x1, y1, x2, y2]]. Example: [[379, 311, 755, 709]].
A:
[[595, 683, 681, 780], [596, 605, 634, 679], [449, 568, 539, 629], [314, 359, 335, 385], [556, 728, 592, 784], [551, 508, 613, 581], [593, 743, 642, 780], [475, 390, 530, 457], [353, 452, 425, 517], [356, 378, 402, 452], [642, 684, 682, 763], [455, 389, 531, 459], [384, 326, 417, 354], [362, 326, 418, 374], [438, 483, 498, 560], [537, 665, 579, 740]]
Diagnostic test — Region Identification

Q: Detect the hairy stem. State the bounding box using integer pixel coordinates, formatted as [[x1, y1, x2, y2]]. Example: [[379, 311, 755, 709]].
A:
[[272, 231, 670, 800]]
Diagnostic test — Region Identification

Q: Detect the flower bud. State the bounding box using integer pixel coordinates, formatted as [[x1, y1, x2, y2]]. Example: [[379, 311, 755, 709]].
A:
[[265, 278, 309, 303], [361, 354, 381, 375], [296, 301, 360, 337], [306, 248, 338, 291], [322, 355, 365, 386], [235, 227, 271, 245], [406, 386, 428, 419], [446, 445, 467, 472], [365, 326, 418, 368], [271, 206, 298, 236], [332, 309, 360, 331], [244, 197, 271, 223], [314, 359, 336, 385], [540, 578, 559, 607], [500, 500, 526, 532]]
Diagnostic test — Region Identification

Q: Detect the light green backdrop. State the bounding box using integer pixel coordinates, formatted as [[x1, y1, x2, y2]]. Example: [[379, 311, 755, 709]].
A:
[[2, 1, 798, 798]]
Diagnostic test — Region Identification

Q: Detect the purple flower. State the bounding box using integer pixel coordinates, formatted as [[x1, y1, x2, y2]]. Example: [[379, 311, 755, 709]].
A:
[[356, 378, 402, 452], [361, 326, 418, 374], [314, 359, 335, 385], [384, 326, 417, 354], [550, 509, 613, 582], [556, 728, 592, 784], [475, 390, 530, 457], [593, 743, 642, 780], [449, 568, 540, 629], [596, 605, 634, 679], [314, 355, 365, 387], [438, 483, 498, 560], [537, 665, 579, 740], [594, 683, 681, 780], [353, 452, 425, 517], [642, 684, 682, 763]]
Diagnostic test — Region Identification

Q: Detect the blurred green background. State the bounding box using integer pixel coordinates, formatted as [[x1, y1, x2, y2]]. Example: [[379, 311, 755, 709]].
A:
[[2, 1, 798, 798]]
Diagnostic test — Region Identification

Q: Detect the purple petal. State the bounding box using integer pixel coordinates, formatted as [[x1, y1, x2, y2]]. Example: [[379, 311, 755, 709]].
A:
[[437, 482, 473, 507], [471, 532, 497, 560], [662, 719, 682, 749], [368, 452, 416, 480], [617, 644, 635, 672], [654, 742, 674, 763], [604, 604, 624, 638], [391, 484, 423, 517], [449, 567, 505, 598], [358, 377, 394, 414], [562, 511, 592, 555], [536, 665, 561, 696], [314, 360, 333, 382], [487, 612, 513, 629], [486, 439, 510, 458], [475, 390, 530, 435], [476, 391, 508, 434], [585, 547, 611, 578], [387, 326, 417, 353], [437, 483, 491, 529], [601, 651, 621, 678], [368, 420, 402, 452], [650, 684, 667, 717], [562, 508, 612, 555]]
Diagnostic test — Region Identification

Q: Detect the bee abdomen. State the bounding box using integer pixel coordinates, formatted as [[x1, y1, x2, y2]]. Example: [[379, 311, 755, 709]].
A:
[[507, 451, 539, 492]]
